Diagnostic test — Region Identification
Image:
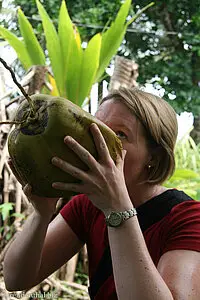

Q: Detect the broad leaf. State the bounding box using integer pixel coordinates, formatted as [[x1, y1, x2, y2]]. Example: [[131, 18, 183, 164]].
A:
[[170, 169, 199, 180], [0, 26, 32, 69], [11, 212, 25, 219], [95, 1, 154, 82], [36, 0, 64, 96], [58, 0, 74, 96], [48, 74, 59, 96], [0, 203, 14, 221], [78, 33, 101, 107], [58, 1, 84, 104], [65, 25, 83, 104], [18, 8, 45, 65], [95, 0, 131, 81]]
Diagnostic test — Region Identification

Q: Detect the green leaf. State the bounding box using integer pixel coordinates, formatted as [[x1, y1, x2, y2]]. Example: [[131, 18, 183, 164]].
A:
[[58, 0, 75, 97], [36, 0, 64, 96], [95, 1, 154, 82], [58, 0, 85, 104], [6, 232, 12, 241], [11, 212, 25, 219], [64, 26, 83, 104], [0, 26, 32, 70], [78, 33, 101, 106], [18, 8, 45, 65], [0, 203, 14, 221], [95, 0, 131, 82], [171, 169, 199, 180], [126, 2, 155, 27]]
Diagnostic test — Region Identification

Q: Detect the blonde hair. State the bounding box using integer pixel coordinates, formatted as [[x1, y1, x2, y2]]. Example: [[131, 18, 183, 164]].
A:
[[100, 87, 178, 184]]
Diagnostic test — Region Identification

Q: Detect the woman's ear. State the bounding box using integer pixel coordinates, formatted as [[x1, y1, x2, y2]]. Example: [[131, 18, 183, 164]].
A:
[[147, 145, 164, 168]]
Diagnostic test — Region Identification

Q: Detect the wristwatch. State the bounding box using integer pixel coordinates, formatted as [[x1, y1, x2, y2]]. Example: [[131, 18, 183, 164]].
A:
[[105, 207, 137, 227]]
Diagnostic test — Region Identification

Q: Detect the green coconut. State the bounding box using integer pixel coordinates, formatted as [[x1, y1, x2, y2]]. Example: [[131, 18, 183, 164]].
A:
[[8, 94, 123, 198]]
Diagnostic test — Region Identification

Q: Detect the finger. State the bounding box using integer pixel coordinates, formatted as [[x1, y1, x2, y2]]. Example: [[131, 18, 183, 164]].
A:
[[8, 157, 12, 166], [8, 158, 15, 173], [52, 182, 84, 194], [90, 123, 112, 164], [51, 157, 90, 181], [23, 184, 32, 197], [116, 149, 126, 170], [64, 136, 99, 170]]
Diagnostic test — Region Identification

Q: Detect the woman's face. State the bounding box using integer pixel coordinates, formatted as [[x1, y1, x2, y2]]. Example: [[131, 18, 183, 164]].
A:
[[95, 99, 152, 187]]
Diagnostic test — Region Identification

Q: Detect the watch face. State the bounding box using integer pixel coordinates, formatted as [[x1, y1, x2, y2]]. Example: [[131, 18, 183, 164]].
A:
[[109, 212, 123, 227]]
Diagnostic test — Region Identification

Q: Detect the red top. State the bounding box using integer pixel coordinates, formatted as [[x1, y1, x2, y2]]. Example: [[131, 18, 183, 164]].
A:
[[60, 189, 200, 299]]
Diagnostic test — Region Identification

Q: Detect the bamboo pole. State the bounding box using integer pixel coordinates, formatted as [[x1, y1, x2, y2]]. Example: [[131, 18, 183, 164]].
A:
[[65, 254, 79, 282], [14, 181, 22, 230], [3, 168, 9, 204], [15, 181, 22, 214], [0, 125, 14, 179], [82, 244, 88, 274]]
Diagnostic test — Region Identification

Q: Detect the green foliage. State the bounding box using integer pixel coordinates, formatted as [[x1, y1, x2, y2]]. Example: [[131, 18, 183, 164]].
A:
[[58, 0, 77, 96], [165, 169, 200, 200], [75, 258, 88, 286], [0, 26, 32, 69], [0, 203, 25, 241], [4, 0, 200, 114], [95, 0, 131, 81], [18, 8, 45, 65], [0, 202, 25, 222], [125, 0, 200, 116], [79, 34, 101, 106], [12, 0, 123, 40], [175, 134, 200, 172], [0, 0, 153, 106], [165, 134, 200, 200], [36, 0, 65, 96], [0, 202, 14, 221]]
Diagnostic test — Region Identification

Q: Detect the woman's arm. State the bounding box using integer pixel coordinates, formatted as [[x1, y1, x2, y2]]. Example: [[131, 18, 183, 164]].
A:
[[4, 210, 53, 291], [3, 189, 83, 291], [52, 124, 200, 299], [107, 212, 174, 300]]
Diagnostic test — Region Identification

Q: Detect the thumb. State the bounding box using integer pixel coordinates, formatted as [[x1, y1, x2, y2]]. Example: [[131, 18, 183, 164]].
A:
[[116, 149, 127, 169], [23, 184, 32, 197], [122, 149, 127, 160]]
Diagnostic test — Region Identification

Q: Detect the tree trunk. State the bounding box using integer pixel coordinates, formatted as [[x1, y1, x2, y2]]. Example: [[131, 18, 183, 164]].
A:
[[109, 55, 139, 91]]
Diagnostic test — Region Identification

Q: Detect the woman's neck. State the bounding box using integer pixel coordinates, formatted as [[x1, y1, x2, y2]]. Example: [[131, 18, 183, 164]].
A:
[[127, 183, 169, 208]]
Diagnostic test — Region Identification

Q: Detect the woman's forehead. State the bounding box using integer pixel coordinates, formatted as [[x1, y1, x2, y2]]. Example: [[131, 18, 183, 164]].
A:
[[96, 100, 135, 122], [95, 99, 147, 138]]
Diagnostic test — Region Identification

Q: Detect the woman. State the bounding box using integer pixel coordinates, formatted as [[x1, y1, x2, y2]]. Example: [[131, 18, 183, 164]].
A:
[[4, 88, 200, 299]]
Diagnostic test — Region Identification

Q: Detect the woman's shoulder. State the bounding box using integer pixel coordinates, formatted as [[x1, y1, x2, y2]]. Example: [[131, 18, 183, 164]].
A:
[[61, 193, 101, 218], [60, 194, 104, 243], [169, 194, 200, 221]]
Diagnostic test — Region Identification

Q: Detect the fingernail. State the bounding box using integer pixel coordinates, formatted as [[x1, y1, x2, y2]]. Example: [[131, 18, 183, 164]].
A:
[[123, 149, 127, 158], [23, 183, 30, 194], [52, 157, 59, 164], [64, 136, 73, 143], [90, 123, 97, 129]]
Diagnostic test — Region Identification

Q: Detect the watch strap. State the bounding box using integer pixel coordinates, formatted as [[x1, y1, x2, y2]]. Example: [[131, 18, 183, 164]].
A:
[[105, 207, 137, 227], [121, 207, 137, 220]]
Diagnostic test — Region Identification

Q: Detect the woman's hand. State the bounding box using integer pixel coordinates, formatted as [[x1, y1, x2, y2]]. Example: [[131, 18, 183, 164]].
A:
[[23, 184, 59, 217], [8, 159, 59, 217], [52, 123, 132, 215]]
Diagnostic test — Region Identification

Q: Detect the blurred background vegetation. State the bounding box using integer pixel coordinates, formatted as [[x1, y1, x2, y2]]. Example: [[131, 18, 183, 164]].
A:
[[0, 0, 200, 298], [2, 0, 200, 115]]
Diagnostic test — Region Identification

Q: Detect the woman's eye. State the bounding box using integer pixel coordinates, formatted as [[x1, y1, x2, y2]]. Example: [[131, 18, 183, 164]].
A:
[[116, 131, 127, 139]]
